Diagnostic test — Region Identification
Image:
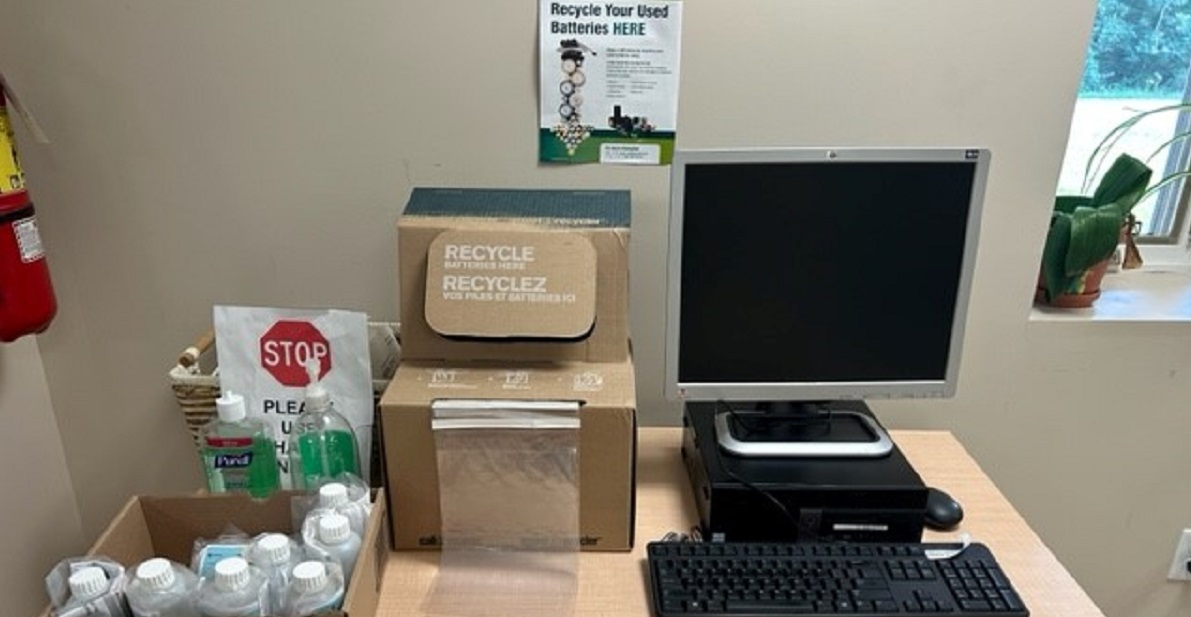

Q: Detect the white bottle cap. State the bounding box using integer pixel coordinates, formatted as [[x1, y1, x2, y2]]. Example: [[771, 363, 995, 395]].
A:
[[68, 566, 109, 601], [215, 390, 247, 423], [304, 359, 330, 412], [256, 533, 292, 565], [214, 557, 250, 590], [291, 561, 329, 594], [136, 558, 176, 590], [318, 513, 352, 544], [319, 482, 349, 508]]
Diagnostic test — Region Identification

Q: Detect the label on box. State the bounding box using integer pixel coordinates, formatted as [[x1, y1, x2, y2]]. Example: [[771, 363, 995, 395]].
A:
[[424, 229, 597, 339]]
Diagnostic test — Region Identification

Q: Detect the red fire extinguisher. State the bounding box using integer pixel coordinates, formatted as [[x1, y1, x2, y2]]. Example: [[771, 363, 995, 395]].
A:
[[0, 84, 56, 342]]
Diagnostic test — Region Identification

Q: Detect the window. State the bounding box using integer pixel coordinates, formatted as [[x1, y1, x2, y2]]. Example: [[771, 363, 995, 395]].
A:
[[1056, 0, 1191, 261]]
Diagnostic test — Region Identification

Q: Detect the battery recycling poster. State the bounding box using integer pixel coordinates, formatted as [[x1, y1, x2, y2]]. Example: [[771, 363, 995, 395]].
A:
[[539, 0, 682, 165]]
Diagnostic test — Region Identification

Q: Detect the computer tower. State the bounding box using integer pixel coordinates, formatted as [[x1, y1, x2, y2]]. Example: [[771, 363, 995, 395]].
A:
[[681, 401, 928, 543]]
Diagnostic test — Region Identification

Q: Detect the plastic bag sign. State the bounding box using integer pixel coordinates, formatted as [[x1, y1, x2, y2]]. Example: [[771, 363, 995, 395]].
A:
[[214, 306, 372, 488]]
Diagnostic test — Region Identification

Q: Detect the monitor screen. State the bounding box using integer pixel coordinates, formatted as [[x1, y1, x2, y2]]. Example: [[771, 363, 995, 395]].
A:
[[664, 148, 989, 405]]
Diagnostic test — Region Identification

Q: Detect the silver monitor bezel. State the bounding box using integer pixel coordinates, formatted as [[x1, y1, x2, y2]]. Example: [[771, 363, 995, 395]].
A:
[[663, 147, 990, 403]]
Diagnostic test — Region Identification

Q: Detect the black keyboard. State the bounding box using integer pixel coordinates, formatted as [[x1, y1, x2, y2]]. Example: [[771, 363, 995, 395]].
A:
[[647, 541, 1028, 617]]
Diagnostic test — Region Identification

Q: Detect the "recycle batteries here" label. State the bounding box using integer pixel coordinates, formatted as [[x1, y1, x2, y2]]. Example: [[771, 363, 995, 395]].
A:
[[424, 229, 598, 338]]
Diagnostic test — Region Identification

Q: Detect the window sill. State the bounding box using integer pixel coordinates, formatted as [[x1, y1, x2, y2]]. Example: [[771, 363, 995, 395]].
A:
[[1030, 265, 1191, 322]]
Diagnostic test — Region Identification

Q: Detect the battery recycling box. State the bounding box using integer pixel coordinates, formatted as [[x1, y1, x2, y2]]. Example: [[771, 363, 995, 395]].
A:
[[384, 187, 637, 550], [380, 359, 637, 551], [397, 187, 630, 363]]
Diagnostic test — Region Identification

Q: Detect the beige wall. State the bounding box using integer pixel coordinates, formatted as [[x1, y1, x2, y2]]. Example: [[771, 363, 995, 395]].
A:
[[4, 1, 1191, 615], [0, 338, 84, 614]]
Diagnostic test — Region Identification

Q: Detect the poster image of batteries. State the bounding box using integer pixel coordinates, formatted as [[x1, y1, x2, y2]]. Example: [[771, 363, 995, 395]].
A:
[[538, 0, 682, 165]]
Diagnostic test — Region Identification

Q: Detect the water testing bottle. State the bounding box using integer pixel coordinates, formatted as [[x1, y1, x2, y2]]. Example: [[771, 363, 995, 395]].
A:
[[125, 558, 200, 617], [246, 533, 301, 612], [195, 557, 268, 617], [201, 390, 281, 498], [61, 566, 113, 612], [283, 561, 345, 616], [289, 360, 360, 490], [318, 482, 368, 537], [309, 513, 361, 584]]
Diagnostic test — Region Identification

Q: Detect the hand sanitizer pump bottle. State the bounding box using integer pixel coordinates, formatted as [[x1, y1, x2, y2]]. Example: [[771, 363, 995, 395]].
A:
[[288, 360, 361, 491], [200, 391, 281, 498]]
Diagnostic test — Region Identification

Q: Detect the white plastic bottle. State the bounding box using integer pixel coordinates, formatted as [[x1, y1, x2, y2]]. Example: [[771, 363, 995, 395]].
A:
[[308, 513, 361, 584], [195, 557, 269, 617], [246, 533, 301, 612], [125, 558, 200, 617], [318, 482, 368, 537], [60, 566, 113, 612], [282, 561, 345, 616]]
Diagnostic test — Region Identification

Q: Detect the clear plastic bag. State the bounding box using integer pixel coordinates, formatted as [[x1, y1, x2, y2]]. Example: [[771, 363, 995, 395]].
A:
[[45, 556, 132, 617], [424, 400, 581, 617]]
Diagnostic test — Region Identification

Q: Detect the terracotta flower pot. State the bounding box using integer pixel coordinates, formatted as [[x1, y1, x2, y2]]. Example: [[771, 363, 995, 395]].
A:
[[1034, 259, 1110, 308]]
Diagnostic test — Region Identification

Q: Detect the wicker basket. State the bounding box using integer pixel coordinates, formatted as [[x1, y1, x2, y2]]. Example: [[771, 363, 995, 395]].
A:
[[168, 322, 400, 449]]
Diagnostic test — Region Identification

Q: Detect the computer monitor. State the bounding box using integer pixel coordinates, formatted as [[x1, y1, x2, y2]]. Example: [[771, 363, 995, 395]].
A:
[[664, 147, 989, 458]]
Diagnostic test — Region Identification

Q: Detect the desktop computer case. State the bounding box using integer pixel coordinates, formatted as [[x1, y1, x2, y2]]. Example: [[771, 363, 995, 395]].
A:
[[681, 402, 928, 543]]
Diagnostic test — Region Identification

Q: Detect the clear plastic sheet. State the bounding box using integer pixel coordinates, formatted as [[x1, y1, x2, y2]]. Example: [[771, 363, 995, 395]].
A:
[[424, 400, 581, 617]]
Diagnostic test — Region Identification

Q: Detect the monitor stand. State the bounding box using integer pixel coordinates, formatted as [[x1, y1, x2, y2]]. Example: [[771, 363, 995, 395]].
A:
[[713, 401, 893, 458]]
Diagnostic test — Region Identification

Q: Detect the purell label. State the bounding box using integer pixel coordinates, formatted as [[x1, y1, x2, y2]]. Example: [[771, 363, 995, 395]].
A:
[[214, 452, 253, 469]]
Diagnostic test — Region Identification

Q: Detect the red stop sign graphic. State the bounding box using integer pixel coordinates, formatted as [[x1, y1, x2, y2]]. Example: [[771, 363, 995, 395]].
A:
[[259, 320, 331, 387]]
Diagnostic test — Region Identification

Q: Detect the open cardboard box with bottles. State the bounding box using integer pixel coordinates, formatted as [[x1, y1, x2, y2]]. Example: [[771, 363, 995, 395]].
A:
[[37, 490, 389, 617]]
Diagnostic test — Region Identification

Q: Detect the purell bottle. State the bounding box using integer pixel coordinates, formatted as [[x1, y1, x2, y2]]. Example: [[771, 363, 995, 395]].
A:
[[281, 561, 345, 616], [200, 391, 281, 499], [125, 558, 200, 617], [195, 557, 268, 617]]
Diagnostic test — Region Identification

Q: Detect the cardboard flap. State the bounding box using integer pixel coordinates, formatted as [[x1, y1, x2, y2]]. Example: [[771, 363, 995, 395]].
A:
[[424, 229, 597, 339]]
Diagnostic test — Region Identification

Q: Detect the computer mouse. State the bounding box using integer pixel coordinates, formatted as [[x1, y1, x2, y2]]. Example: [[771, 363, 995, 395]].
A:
[[925, 487, 964, 531]]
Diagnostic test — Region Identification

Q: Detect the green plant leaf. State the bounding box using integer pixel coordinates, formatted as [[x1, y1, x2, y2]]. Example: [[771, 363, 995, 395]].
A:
[[1090, 154, 1152, 210], [1145, 129, 1191, 164], [1139, 169, 1191, 203], [1041, 213, 1074, 301], [1054, 195, 1091, 215], [1065, 205, 1122, 276], [1084, 103, 1191, 191]]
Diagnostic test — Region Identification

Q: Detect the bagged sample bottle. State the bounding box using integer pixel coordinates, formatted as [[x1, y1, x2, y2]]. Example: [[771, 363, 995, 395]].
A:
[[282, 561, 345, 616], [306, 513, 361, 584], [201, 391, 281, 498], [56, 566, 119, 616], [195, 557, 268, 617], [317, 482, 369, 537], [246, 533, 301, 612], [289, 360, 360, 490], [46, 558, 131, 617], [125, 558, 200, 617]]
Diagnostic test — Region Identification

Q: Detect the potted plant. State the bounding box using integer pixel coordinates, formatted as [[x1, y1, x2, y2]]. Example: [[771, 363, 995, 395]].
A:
[[1037, 153, 1151, 307], [1039, 101, 1191, 307]]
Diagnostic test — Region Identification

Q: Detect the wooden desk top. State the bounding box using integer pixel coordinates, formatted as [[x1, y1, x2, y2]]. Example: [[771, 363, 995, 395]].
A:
[[375, 428, 1104, 617]]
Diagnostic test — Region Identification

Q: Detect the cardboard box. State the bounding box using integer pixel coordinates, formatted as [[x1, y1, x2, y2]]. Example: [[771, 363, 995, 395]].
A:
[[399, 187, 631, 363], [380, 358, 637, 551], [37, 490, 390, 617]]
